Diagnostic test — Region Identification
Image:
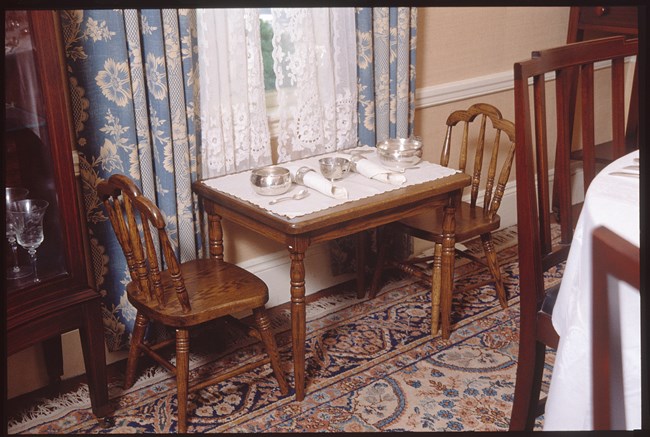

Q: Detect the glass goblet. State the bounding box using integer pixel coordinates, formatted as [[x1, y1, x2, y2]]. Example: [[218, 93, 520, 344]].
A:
[[9, 199, 48, 283], [5, 187, 32, 279]]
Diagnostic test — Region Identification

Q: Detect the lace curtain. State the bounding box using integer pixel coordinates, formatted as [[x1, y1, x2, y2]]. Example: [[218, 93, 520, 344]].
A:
[[271, 8, 358, 162], [197, 8, 357, 171], [196, 9, 272, 178]]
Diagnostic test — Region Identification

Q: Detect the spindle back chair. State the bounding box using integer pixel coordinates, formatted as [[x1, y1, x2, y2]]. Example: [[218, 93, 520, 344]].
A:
[[98, 174, 288, 433]]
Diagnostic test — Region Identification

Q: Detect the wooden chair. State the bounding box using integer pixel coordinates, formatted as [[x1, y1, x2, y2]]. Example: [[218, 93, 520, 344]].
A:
[[592, 226, 640, 430], [98, 174, 288, 433], [368, 103, 516, 339], [509, 36, 637, 431]]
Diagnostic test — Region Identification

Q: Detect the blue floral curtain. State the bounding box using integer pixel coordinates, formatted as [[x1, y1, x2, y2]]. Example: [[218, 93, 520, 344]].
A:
[[356, 7, 417, 147], [59, 9, 201, 352], [330, 7, 417, 276]]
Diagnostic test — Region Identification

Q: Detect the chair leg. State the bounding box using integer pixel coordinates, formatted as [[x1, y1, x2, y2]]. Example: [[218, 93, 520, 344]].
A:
[[430, 243, 443, 336], [123, 312, 149, 389], [368, 226, 389, 299], [510, 340, 547, 431], [480, 233, 508, 308], [254, 307, 289, 395], [175, 329, 190, 434]]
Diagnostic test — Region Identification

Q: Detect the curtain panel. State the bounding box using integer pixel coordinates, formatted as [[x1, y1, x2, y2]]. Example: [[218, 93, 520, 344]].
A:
[[271, 8, 358, 162], [197, 7, 357, 167], [196, 9, 273, 178], [59, 9, 201, 351], [356, 7, 417, 147]]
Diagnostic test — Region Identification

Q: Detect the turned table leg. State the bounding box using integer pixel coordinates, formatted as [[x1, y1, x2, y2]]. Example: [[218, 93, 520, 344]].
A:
[[440, 198, 457, 340], [356, 232, 367, 299], [288, 239, 308, 401]]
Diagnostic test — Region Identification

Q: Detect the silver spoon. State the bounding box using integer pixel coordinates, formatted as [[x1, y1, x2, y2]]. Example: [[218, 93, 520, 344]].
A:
[[268, 189, 310, 205]]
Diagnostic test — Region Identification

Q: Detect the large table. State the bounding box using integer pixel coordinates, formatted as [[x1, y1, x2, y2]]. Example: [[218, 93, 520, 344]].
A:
[[193, 152, 470, 401], [544, 150, 640, 430]]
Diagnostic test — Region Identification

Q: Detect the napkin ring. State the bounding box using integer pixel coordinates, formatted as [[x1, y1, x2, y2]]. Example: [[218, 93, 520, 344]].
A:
[[294, 166, 315, 185]]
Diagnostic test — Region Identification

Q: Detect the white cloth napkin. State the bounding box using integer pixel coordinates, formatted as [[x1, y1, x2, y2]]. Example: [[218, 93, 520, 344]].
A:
[[285, 165, 348, 199], [348, 156, 406, 186]]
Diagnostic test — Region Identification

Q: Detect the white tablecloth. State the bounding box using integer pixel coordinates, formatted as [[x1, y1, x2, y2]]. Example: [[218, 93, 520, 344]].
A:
[[202, 146, 459, 218], [544, 150, 640, 430]]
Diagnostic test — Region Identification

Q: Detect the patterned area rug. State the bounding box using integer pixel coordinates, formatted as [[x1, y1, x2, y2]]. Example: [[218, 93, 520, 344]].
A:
[[7, 225, 560, 433]]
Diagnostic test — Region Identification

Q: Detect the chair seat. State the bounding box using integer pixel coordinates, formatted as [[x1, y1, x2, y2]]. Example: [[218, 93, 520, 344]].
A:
[[127, 258, 268, 328], [396, 201, 501, 243]]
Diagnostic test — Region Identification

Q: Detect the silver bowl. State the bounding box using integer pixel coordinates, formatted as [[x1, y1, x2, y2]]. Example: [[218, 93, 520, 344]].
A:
[[376, 138, 423, 170], [250, 166, 292, 195], [319, 157, 350, 181]]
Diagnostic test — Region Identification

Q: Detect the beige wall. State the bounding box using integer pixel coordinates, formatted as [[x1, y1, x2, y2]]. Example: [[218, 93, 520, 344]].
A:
[[417, 7, 569, 88], [415, 7, 569, 164], [7, 6, 578, 400]]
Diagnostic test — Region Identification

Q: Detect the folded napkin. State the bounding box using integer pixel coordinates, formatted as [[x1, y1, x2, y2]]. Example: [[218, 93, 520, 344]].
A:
[[285, 165, 348, 199], [348, 155, 406, 186]]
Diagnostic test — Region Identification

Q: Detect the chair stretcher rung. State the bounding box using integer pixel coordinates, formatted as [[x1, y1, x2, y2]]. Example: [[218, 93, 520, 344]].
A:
[[188, 356, 272, 394], [139, 343, 177, 374]]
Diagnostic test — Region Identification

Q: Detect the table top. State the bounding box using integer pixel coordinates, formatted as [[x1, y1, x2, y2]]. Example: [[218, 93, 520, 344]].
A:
[[544, 150, 640, 430], [193, 153, 471, 238]]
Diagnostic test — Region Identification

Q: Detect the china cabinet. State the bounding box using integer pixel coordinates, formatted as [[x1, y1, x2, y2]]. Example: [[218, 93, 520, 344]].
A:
[[4, 10, 110, 420]]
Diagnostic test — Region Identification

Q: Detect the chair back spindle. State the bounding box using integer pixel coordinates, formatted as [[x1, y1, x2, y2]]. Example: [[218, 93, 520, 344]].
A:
[[440, 103, 516, 219], [99, 176, 191, 312]]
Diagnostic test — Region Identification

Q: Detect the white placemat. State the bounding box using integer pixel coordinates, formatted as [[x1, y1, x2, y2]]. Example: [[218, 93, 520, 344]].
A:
[[201, 146, 459, 219]]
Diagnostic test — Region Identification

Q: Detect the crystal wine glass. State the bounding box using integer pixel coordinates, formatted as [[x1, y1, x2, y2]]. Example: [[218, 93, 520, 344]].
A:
[[5, 187, 32, 279], [9, 199, 48, 283]]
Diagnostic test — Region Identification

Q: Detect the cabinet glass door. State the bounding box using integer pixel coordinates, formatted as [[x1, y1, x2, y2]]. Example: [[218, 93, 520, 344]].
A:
[[5, 10, 67, 292]]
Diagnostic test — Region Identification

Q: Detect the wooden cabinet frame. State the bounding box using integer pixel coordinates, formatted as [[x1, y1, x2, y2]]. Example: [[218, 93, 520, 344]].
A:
[[5, 10, 110, 421]]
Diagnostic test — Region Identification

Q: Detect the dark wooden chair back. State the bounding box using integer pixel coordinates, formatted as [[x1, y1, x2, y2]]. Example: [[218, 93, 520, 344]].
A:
[[513, 35, 638, 313], [440, 102, 516, 219], [566, 6, 639, 153], [591, 226, 640, 430], [528, 36, 637, 240], [98, 173, 191, 312]]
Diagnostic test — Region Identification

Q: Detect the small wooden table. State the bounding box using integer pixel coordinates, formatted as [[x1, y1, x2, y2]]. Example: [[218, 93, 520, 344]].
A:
[[193, 170, 470, 401]]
